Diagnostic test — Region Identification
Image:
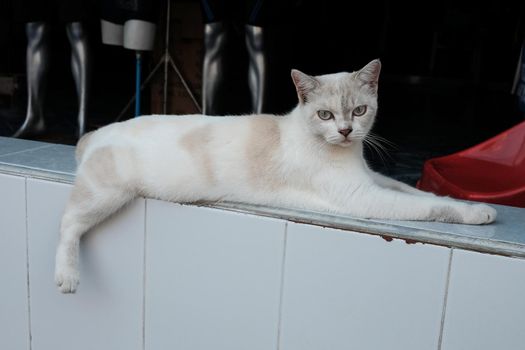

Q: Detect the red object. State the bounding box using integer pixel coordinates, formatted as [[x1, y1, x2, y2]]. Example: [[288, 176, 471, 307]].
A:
[[417, 121, 525, 208]]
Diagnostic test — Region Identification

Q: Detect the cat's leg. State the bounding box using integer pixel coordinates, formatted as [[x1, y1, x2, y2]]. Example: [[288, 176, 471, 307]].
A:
[[346, 184, 496, 224], [55, 147, 138, 293], [55, 179, 135, 293], [370, 171, 435, 197]]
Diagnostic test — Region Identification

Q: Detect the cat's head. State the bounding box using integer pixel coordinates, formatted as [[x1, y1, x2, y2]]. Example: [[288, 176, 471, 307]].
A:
[[291, 59, 381, 148]]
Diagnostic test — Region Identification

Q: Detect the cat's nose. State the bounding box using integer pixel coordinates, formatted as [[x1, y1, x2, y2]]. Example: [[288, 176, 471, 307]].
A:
[[339, 128, 352, 137]]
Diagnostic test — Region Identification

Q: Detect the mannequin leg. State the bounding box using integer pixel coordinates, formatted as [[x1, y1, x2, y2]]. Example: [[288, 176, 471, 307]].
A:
[[13, 22, 50, 138], [66, 22, 90, 138], [245, 24, 267, 114], [202, 22, 228, 115]]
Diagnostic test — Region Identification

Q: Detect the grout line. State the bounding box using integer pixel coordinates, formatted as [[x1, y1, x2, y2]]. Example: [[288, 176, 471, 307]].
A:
[[0, 145, 53, 159], [142, 199, 148, 350], [438, 248, 454, 350], [24, 178, 33, 350], [276, 222, 289, 350]]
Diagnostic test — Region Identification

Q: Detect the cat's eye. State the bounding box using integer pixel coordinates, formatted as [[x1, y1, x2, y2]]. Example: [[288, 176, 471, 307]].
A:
[[317, 110, 334, 120], [353, 105, 367, 117]]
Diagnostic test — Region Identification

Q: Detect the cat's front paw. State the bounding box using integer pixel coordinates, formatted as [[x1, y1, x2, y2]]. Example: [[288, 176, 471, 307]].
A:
[[431, 203, 497, 225], [462, 203, 497, 225], [55, 267, 80, 293]]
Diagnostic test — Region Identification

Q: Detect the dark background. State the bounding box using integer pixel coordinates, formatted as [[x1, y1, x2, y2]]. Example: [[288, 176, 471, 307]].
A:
[[1, 0, 524, 183]]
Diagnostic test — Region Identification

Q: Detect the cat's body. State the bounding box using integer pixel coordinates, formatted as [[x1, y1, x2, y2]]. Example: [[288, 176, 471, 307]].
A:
[[55, 60, 496, 293], [74, 113, 372, 213]]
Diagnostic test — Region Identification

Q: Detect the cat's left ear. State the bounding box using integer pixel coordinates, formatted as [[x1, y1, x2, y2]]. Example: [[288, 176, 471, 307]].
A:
[[291, 69, 319, 104], [356, 59, 381, 93]]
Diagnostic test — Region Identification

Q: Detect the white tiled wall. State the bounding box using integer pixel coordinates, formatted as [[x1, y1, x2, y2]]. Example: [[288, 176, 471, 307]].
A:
[[145, 200, 286, 350], [0, 174, 29, 350], [1, 174, 525, 350], [279, 223, 451, 350], [440, 249, 525, 350], [26, 179, 144, 350]]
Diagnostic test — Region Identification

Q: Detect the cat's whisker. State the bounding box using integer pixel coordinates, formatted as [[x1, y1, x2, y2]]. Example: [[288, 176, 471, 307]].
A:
[[367, 132, 398, 149], [367, 138, 392, 160], [363, 139, 388, 165], [364, 133, 396, 155], [362, 134, 393, 166]]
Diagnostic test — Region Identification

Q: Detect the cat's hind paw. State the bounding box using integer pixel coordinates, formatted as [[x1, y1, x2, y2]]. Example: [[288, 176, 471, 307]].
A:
[[55, 268, 80, 293]]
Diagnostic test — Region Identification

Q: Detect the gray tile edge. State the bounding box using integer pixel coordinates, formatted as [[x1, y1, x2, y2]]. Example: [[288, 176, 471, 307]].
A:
[[438, 249, 454, 350], [142, 200, 147, 350], [24, 178, 33, 350], [276, 222, 289, 350], [0, 164, 75, 184]]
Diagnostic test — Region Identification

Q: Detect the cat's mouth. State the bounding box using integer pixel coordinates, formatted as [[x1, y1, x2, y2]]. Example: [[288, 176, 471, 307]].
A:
[[325, 135, 355, 147]]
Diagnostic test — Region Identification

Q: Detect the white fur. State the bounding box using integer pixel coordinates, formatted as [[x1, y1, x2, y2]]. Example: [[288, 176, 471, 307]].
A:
[[55, 60, 496, 293]]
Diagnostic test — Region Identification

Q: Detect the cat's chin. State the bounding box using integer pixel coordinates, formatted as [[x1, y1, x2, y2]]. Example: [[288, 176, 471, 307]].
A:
[[337, 139, 353, 147], [325, 139, 353, 147]]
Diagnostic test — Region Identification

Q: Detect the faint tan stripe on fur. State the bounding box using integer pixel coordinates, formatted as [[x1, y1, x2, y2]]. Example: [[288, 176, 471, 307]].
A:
[[179, 126, 217, 186], [80, 146, 138, 188], [82, 146, 119, 187], [245, 116, 282, 190]]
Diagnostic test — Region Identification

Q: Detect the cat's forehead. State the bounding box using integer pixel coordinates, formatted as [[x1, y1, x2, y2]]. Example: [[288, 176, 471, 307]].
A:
[[308, 71, 377, 113], [313, 71, 372, 104], [315, 71, 360, 93]]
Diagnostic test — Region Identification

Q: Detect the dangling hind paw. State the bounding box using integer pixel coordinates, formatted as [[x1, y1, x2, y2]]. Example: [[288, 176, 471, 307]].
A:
[[55, 268, 80, 293]]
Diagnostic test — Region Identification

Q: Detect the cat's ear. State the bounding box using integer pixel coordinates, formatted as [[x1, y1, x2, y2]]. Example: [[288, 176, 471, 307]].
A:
[[291, 69, 319, 104], [356, 59, 381, 93]]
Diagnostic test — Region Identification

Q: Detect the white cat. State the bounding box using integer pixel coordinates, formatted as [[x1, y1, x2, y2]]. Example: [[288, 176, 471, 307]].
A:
[[54, 59, 496, 293]]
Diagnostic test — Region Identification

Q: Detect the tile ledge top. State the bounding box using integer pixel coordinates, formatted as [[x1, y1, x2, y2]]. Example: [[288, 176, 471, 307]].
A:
[[208, 202, 525, 258], [1, 136, 524, 257]]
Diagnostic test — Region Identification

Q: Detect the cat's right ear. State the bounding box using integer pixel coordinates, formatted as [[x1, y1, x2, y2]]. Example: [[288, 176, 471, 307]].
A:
[[356, 59, 381, 93], [291, 69, 319, 104]]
